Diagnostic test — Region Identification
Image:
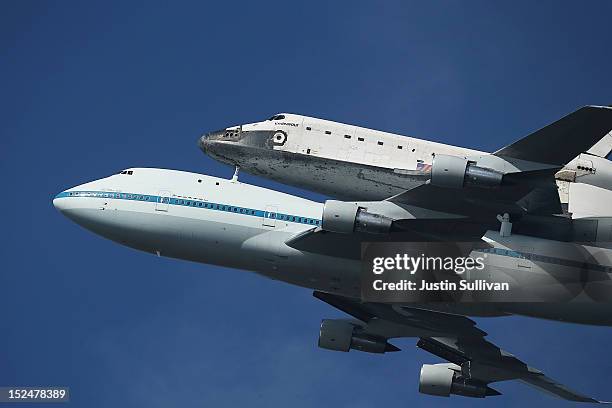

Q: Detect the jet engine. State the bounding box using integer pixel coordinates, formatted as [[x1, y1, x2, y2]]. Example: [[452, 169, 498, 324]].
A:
[[321, 201, 392, 234], [317, 319, 398, 354], [419, 364, 498, 398], [431, 154, 503, 189]]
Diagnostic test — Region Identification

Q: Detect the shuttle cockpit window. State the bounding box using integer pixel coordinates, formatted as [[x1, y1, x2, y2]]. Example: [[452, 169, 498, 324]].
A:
[[118, 170, 134, 175], [267, 114, 285, 121]]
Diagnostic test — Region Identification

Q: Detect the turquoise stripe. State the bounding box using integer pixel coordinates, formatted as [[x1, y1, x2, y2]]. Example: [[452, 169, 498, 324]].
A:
[[475, 247, 612, 274], [55, 191, 612, 273], [55, 190, 322, 226]]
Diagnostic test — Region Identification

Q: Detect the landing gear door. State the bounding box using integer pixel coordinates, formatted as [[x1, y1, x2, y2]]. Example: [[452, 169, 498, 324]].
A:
[[156, 191, 171, 212], [263, 205, 278, 227]]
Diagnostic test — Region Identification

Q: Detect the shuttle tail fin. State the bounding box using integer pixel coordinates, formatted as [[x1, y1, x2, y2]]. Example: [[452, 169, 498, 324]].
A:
[[494, 105, 612, 165]]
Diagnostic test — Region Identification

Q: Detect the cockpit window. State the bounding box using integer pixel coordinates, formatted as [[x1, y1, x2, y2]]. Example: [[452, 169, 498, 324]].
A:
[[267, 114, 285, 121], [118, 170, 134, 175]]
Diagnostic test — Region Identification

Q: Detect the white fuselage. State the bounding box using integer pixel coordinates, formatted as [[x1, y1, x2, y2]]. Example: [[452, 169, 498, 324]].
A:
[[54, 168, 612, 325], [200, 113, 484, 200], [53, 168, 358, 293], [256, 114, 482, 170]]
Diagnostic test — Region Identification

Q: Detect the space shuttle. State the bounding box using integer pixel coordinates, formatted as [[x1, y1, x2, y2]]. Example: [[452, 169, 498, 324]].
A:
[[199, 107, 612, 219]]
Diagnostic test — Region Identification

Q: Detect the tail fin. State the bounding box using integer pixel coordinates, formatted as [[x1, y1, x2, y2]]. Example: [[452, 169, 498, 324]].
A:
[[494, 105, 612, 165]]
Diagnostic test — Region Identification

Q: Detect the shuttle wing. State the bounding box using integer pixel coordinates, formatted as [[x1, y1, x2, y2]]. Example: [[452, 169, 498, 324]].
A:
[[315, 291, 607, 403]]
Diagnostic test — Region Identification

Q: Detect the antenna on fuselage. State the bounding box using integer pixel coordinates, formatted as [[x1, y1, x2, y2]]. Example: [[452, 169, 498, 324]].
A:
[[231, 165, 240, 182], [496, 213, 512, 237]]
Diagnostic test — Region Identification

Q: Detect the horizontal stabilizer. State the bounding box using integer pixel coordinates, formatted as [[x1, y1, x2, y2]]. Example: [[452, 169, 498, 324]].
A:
[[495, 106, 612, 165]]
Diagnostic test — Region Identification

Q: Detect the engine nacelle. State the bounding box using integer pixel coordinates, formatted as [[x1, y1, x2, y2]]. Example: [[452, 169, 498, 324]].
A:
[[318, 319, 395, 354], [431, 154, 503, 189], [318, 319, 353, 352], [419, 364, 492, 398], [321, 201, 392, 234], [419, 363, 454, 396]]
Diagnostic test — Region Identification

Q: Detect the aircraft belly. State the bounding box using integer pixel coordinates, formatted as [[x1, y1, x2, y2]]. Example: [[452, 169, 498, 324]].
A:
[[466, 260, 611, 302], [501, 302, 612, 325], [208, 143, 426, 200], [241, 229, 361, 296], [66, 206, 359, 291]]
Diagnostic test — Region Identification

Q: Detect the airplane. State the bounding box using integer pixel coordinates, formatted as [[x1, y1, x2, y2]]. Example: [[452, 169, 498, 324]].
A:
[[54, 165, 612, 402], [198, 106, 612, 219]]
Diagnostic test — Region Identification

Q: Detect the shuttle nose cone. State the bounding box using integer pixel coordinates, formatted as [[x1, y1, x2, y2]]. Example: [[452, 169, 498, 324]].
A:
[[198, 128, 245, 167], [198, 127, 242, 154], [198, 134, 211, 153], [198, 128, 228, 155]]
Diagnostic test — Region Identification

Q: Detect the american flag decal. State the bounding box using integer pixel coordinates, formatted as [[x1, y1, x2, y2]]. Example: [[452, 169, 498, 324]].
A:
[[416, 162, 432, 172]]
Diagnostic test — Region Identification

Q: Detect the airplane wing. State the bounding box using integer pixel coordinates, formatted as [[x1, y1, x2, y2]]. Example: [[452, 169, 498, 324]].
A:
[[314, 291, 607, 403], [389, 168, 563, 218], [286, 218, 492, 260], [418, 336, 604, 402]]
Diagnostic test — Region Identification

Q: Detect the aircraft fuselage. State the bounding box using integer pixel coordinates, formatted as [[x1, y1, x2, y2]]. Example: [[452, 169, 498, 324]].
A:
[[54, 168, 612, 325], [199, 113, 482, 200]]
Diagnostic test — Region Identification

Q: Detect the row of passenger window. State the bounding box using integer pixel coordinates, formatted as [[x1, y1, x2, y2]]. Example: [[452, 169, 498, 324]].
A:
[[273, 213, 320, 225], [173, 198, 320, 225], [175, 199, 257, 215], [478, 247, 612, 273], [479, 247, 527, 259], [70, 191, 321, 226], [69, 191, 150, 200]]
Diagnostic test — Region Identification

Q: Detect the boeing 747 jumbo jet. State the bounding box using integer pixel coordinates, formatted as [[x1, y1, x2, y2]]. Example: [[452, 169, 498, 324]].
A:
[[55, 165, 612, 402]]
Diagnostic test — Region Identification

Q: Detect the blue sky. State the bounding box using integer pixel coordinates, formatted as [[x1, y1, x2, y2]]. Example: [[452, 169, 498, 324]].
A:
[[2, 1, 612, 407]]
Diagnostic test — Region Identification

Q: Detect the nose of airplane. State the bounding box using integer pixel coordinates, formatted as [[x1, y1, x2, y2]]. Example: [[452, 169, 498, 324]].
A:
[[197, 134, 212, 153], [198, 130, 222, 154], [52, 191, 70, 213], [198, 127, 243, 153]]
